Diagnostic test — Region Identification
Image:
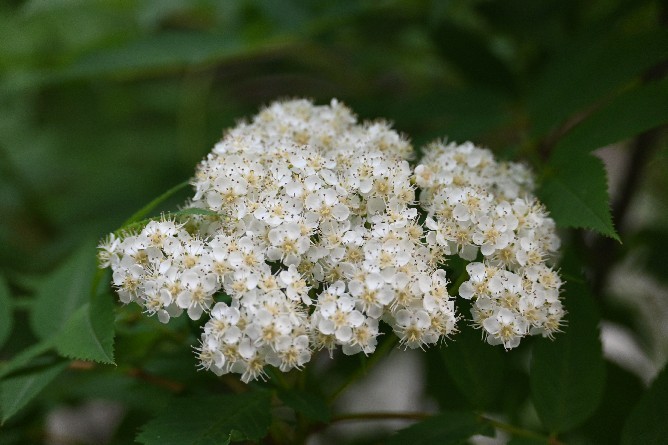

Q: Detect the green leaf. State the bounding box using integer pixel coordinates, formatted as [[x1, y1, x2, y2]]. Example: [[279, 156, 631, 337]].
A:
[[136, 390, 272, 445], [386, 411, 493, 445], [0, 341, 55, 380], [539, 152, 619, 240], [54, 292, 115, 364], [527, 28, 668, 136], [0, 275, 12, 350], [30, 242, 97, 340], [0, 362, 68, 424], [278, 389, 330, 422], [530, 280, 606, 433], [440, 325, 505, 410], [555, 77, 668, 157], [621, 365, 668, 445]]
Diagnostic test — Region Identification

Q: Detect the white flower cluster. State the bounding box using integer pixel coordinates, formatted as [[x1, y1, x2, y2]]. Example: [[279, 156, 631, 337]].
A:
[[416, 141, 564, 349], [100, 99, 564, 382]]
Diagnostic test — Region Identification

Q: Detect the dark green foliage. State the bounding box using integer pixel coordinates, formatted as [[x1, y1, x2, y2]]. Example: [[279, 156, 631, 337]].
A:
[[386, 411, 494, 445], [1, 362, 68, 424], [622, 365, 668, 445], [554, 78, 668, 158], [278, 389, 331, 423], [530, 280, 606, 433], [0, 276, 12, 350], [29, 242, 98, 340], [578, 362, 644, 444], [440, 325, 506, 410], [135, 390, 272, 445], [54, 291, 115, 364], [539, 152, 619, 240]]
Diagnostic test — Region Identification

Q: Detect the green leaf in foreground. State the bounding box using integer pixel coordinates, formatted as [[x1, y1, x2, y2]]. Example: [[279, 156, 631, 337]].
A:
[[278, 388, 330, 422], [0, 341, 55, 380], [29, 242, 97, 340], [621, 365, 668, 445], [136, 390, 271, 445], [55, 292, 115, 364], [386, 411, 493, 445], [530, 280, 605, 433], [539, 152, 619, 241], [0, 275, 12, 349], [441, 325, 505, 410], [0, 362, 68, 424], [555, 77, 668, 157]]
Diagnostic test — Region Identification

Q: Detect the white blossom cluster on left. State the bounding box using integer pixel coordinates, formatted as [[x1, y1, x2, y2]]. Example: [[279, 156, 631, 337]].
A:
[[99, 99, 459, 382]]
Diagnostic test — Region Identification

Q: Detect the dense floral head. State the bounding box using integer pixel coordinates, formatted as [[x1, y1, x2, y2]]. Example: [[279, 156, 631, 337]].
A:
[[100, 99, 564, 382]]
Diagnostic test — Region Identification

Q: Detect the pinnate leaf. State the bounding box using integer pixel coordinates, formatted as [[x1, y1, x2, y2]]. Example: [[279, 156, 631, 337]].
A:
[[136, 390, 271, 445], [386, 411, 493, 445], [539, 152, 619, 240], [530, 279, 606, 433], [30, 242, 97, 340], [1, 362, 68, 424], [621, 365, 668, 445], [0, 275, 12, 350], [54, 292, 115, 364]]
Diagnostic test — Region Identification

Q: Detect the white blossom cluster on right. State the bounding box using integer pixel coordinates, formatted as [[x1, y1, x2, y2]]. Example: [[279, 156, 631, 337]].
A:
[[416, 141, 564, 349], [99, 99, 564, 382]]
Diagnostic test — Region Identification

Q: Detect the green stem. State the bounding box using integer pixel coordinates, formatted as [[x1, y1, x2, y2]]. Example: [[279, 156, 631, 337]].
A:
[[120, 180, 190, 228], [481, 415, 552, 442], [327, 336, 398, 403]]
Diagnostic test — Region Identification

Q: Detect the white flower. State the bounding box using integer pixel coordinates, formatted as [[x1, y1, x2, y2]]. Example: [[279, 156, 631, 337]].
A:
[[482, 308, 527, 350], [349, 272, 394, 318], [279, 265, 311, 305], [313, 290, 365, 343], [176, 271, 218, 320]]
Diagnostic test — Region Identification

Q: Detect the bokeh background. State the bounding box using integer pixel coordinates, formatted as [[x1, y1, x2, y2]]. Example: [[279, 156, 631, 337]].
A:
[[1, 1, 667, 444]]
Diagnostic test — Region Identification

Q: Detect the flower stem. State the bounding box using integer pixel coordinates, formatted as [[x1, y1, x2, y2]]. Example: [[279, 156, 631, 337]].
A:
[[480, 415, 555, 442]]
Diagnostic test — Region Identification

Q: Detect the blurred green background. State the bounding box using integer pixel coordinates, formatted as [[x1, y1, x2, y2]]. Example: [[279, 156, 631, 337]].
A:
[[0, 0, 663, 271], [1, 0, 668, 442]]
